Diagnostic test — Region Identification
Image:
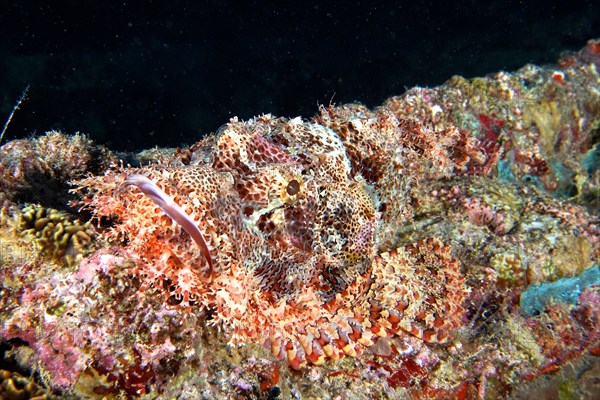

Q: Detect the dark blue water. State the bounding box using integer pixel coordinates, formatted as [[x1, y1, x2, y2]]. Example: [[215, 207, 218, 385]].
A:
[[0, 0, 598, 151]]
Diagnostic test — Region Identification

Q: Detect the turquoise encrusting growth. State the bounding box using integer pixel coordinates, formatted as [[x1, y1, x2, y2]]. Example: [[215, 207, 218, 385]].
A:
[[582, 144, 600, 176], [520, 266, 600, 316], [0, 40, 599, 399]]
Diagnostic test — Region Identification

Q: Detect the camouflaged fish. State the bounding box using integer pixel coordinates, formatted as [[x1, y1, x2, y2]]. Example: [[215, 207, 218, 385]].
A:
[[76, 107, 474, 369]]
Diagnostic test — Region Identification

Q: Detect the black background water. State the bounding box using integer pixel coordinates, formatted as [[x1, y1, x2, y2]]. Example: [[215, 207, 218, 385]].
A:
[[0, 0, 598, 151]]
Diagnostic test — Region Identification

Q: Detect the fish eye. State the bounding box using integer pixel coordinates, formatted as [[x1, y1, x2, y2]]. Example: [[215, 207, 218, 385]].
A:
[[286, 179, 300, 196]]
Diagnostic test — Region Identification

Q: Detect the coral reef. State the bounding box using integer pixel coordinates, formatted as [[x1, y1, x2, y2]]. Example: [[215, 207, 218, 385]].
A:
[[0, 131, 116, 210], [0, 40, 599, 399], [0, 249, 203, 396]]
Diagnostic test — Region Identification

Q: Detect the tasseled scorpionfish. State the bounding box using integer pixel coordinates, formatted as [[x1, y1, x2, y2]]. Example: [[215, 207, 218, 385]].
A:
[[77, 105, 476, 369]]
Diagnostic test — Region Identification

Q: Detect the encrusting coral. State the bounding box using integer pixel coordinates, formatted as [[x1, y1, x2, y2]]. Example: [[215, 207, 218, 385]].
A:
[[18, 204, 95, 268], [0, 40, 599, 398], [0, 369, 58, 400]]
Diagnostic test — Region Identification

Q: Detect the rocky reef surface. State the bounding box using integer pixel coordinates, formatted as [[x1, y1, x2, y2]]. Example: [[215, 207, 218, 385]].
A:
[[0, 40, 599, 399]]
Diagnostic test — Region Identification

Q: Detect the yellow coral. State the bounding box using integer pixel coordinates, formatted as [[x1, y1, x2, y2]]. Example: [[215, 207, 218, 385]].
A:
[[0, 369, 57, 400], [18, 205, 95, 267], [490, 251, 526, 286]]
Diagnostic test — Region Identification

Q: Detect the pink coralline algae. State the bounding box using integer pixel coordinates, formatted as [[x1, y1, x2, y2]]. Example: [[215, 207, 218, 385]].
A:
[[1, 40, 600, 399], [0, 249, 202, 396]]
